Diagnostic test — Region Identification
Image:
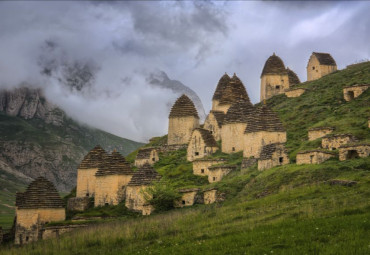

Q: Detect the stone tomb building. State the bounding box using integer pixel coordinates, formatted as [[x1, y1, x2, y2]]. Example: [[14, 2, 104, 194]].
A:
[[208, 165, 236, 183], [174, 188, 200, 208], [221, 99, 254, 153], [94, 151, 134, 207], [125, 163, 161, 215], [76, 145, 107, 198], [15, 177, 65, 245], [260, 53, 300, 101], [307, 52, 337, 81], [343, 84, 370, 101], [187, 128, 219, 161], [339, 144, 370, 161], [322, 134, 358, 150], [296, 150, 335, 165], [308, 127, 334, 141], [203, 110, 225, 141], [135, 147, 159, 167], [243, 105, 287, 159], [168, 94, 200, 145], [192, 158, 226, 176], [258, 143, 289, 171]]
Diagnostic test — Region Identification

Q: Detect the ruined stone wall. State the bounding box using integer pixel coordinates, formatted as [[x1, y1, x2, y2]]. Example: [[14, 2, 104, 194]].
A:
[[67, 197, 91, 212], [258, 151, 289, 171], [322, 135, 357, 150], [125, 185, 154, 215], [42, 225, 87, 240], [339, 145, 370, 161], [174, 191, 198, 208], [16, 208, 65, 229], [221, 123, 247, 153], [296, 151, 335, 165], [208, 167, 233, 183], [135, 150, 159, 167], [204, 113, 222, 141], [308, 128, 334, 141], [343, 85, 369, 101], [285, 88, 305, 98], [203, 190, 217, 204], [94, 175, 132, 207], [260, 74, 289, 101], [168, 116, 199, 145], [212, 100, 231, 114], [243, 131, 287, 158], [192, 159, 224, 176], [307, 56, 337, 81], [76, 168, 98, 198]]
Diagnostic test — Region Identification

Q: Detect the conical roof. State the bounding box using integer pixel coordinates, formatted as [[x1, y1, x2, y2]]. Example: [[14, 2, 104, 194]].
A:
[[312, 52, 336, 66], [209, 110, 225, 127], [218, 74, 250, 105], [287, 68, 300, 86], [169, 94, 199, 118], [136, 147, 157, 160], [16, 177, 64, 209], [95, 151, 134, 176], [193, 128, 218, 147], [79, 145, 107, 169], [128, 163, 161, 186], [223, 99, 254, 124], [261, 53, 287, 77], [212, 73, 231, 101], [260, 143, 287, 160], [244, 105, 285, 133]]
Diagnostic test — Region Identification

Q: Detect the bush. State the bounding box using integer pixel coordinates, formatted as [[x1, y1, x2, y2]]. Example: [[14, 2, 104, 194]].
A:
[[144, 181, 181, 212]]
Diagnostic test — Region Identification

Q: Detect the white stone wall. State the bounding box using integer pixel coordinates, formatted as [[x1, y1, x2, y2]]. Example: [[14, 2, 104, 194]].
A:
[[221, 123, 247, 153], [204, 112, 222, 141], [260, 74, 289, 101], [187, 129, 218, 161], [76, 168, 98, 198], [168, 116, 199, 145], [243, 131, 287, 158], [296, 151, 335, 165]]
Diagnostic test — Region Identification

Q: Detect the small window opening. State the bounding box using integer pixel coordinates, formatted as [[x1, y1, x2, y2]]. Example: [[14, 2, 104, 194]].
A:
[[276, 85, 280, 90], [347, 91, 355, 100], [26, 236, 29, 242], [210, 131, 213, 134], [232, 147, 235, 152], [213, 177, 216, 181], [195, 152, 199, 156], [279, 157, 284, 163], [201, 169, 205, 173], [105, 202, 109, 206], [310, 155, 314, 164], [182, 200, 186, 205], [347, 150, 359, 159], [312, 66, 315, 70], [152, 157, 155, 161], [86, 193, 89, 197], [332, 147, 336, 151]]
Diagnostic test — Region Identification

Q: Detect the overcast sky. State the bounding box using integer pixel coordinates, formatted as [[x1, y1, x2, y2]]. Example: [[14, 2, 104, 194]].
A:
[[0, 1, 369, 142]]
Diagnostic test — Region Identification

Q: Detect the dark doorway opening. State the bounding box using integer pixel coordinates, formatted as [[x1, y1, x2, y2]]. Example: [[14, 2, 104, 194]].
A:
[[347, 150, 359, 159]]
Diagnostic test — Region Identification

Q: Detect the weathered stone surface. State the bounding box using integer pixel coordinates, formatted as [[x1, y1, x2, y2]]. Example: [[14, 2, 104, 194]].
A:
[[203, 110, 225, 141], [41, 224, 88, 240], [308, 127, 334, 141], [296, 150, 335, 165], [187, 128, 218, 161], [174, 188, 199, 208], [338, 144, 370, 161], [258, 143, 289, 170], [208, 165, 236, 183], [67, 197, 92, 212], [285, 88, 306, 98], [192, 158, 226, 176], [343, 84, 369, 101], [241, 158, 258, 169], [168, 116, 200, 145], [135, 147, 159, 167], [307, 52, 337, 81], [322, 134, 358, 151]]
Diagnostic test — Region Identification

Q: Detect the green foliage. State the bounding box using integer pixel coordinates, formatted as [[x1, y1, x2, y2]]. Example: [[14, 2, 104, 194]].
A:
[[144, 181, 181, 212]]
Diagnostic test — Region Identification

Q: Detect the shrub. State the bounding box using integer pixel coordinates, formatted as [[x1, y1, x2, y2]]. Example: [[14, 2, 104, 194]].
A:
[[144, 181, 181, 212]]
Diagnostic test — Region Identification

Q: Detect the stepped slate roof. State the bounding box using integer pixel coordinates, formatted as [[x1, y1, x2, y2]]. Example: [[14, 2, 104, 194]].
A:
[[308, 126, 334, 131], [212, 73, 231, 101], [223, 99, 254, 124], [261, 53, 286, 77], [136, 147, 157, 160], [297, 149, 335, 155], [95, 151, 134, 176], [259, 143, 288, 160], [169, 94, 199, 118], [210, 110, 226, 127], [244, 105, 285, 133], [312, 52, 336, 66], [218, 74, 250, 105], [286, 68, 300, 86], [193, 128, 218, 147], [16, 177, 64, 209], [128, 163, 161, 186], [78, 145, 107, 169]]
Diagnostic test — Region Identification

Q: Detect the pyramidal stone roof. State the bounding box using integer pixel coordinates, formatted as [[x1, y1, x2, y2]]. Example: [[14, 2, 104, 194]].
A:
[[218, 74, 250, 105], [210, 110, 226, 127], [136, 147, 157, 160], [223, 99, 254, 124], [95, 151, 134, 176], [260, 143, 287, 160], [128, 163, 161, 186], [193, 128, 218, 147], [212, 73, 231, 101], [312, 52, 336, 66], [79, 145, 107, 169], [261, 53, 287, 77], [244, 105, 285, 133], [286, 68, 301, 86], [169, 94, 199, 118], [16, 177, 64, 209]]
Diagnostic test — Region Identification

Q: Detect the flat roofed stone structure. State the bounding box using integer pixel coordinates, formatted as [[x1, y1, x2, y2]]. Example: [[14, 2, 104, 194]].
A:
[[243, 105, 286, 158], [308, 127, 334, 141], [15, 177, 65, 245], [221, 99, 254, 153], [203, 110, 225, 141], [307, 52, 337, 81], [168, 94, 200, 145], [208, 165, 236, 183], [296, 150, 336, 165], [125, 163, 161, 215], [339, 143, 370, 161], [258, 143, 289, 171], [94, 151, 134, 207], [187, 128, 219, 162], [174, 188, 200, 208], [135, 147, 159, 167], [192, 158, 226, 176], [322, 134, 358, 151], [76, 145, 107, 198], [285, 88, 306, 98], [343, 84, 370, 101]]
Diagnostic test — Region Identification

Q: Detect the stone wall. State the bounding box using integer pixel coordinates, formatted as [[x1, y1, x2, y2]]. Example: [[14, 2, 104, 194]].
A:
[[243, 131, 286, 158], [174, 190, 199, 208], [343, 85, 369, 101], [322, 135, 357, 150], [203, 113, 222, 141], [135, 150, 159, 167], [67, 197, 92, 212], [258, 150, 289, 171], [307, 56, 337, 81], [212, 100, 231, 114], [285, 88, 306, 98], [203, 189, 217, 204], [192, 159, 225, 176], [308, 127, 334, 141], [94, 175, 132, 207], [339, 144, 370, 161], [41, 224, 88, 240], [187, 130, 218, 161], [168, 116, 199, 145], [76, 168, 98, 198], [208, 166, 235, 183], [125, 185, 154, 215], [221, 123, 247, 153], [241, 158, 258, 169], [296, 151, 335, 165], [158, 144, 187, 153], [260, 73, 290, 101]]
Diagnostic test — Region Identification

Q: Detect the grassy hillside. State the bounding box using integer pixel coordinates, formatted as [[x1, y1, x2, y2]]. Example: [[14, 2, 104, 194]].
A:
[[1, 62, 370, 254]]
